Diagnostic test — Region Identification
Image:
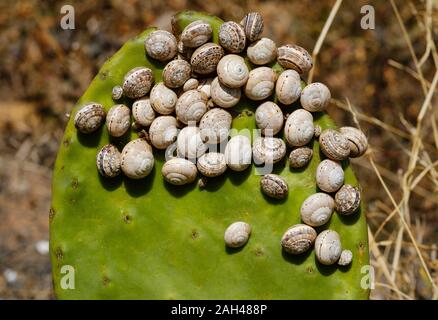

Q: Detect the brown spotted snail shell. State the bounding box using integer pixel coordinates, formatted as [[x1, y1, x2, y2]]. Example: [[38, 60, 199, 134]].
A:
[[199, 108, 232, 144], [176, 126, 207, 160], [260, 174, 288, 199], [112, 85, 123, 100], [183, 78, 199, 92], [150, 83, 178, 115], [335, 184, 361, 215], [247, 37, 276, 65], [255, 101, 284, 136], [217, 54, 249, 88], [281, 224, 317, 255], [240, 12, 264, 42], [289, 147, 313, 168], [319, 129, 350, 161], [276, 69, 302, 105], [219, 21, 246, 53], [339, 126, 368, 158], [122, 67, 154, 99], [252, 137, 286, 164], [244, 67, 278, 101], [175, 89, 208, 124], [162, 157, 198, 185], [284, 109, 314, 147], [277, 44, 313, 74], [300, 193, 335, 227], [162, 59, 191, 88], [338, 249, 353, 266], [316, 159, 344, 193], [300, 82, 331, 112], [121, 138, 154, 179], [315, 230, 342, 265], [96, 144, 121, 178], [224, 135, 252, 172], [132, 98, 155, 127], [191, 43, 224, 75], [180, 20, 212, 48], [74, 102, 106, 134], [197, 152, 227, 177], [224, 222, 251, 248], [106, 104, 131, 137], [314, 125, 322, 138], [149, 116, 178, 150], [144, 30, 177, 61], [210, 77, 241, 108]]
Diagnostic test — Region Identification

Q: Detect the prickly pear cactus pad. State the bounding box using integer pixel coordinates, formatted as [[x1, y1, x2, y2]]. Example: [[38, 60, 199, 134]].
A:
[[50, 11, 370, 299]]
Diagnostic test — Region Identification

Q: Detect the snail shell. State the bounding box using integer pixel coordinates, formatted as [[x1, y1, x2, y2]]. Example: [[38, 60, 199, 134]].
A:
[[284, 109, 314, 147], [132, 98, 155, 127], [177, 40, 194, 61], [197, 152, 227, 177], [199, 108, 232, 144], [112, 85, 123, 100], [149, 116, 178, 150], [289, 147, 313, 168], [314, 125, 322, 138], [96, 144, 121, 178], [338, 249, 353, 266], [300, 82, 331, 112], [260, 174, 288, 199], [122, 67, 154, 99], [162, 59, 191, 88], [183, 78, 199, 92], [224, 135, 252, 171], [74, 102, 106, 134], [247, 37, 276, 65], [219, 21, 246, 53], [252, 137, 286, 164], [335, 184, 361, 215], [224, 221, 251, 248], [210, 77, 241, 108], [144, 30, 177, 61], [150, 83, 178, 115], [339, 126, 368, 158], [255, 101, 284, 136], [240, 12, 264, 42], [181, 20, 212, 48], [276, 69, 302, 105], [316, 159, 344, 193], [121, 138, 154, 179], [319, 129, 350, 161], [162, 157, 198, 185], [277, 44, 313, 74], [281, 224, 317, 255], [191, 43, 224, 75], [300, 193, 335, 227], [106, 104, 131, 137], [176, 89, 208, 124], [244, 67, 278, 101], [197, 78, 213, 98], [315, 230, 342, 265], [217, 54, 249, 88], [177, 126, 207, 160]]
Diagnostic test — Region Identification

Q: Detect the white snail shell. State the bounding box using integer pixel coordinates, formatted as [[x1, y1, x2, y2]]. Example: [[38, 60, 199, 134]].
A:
[[150, 82, 178, 115], [240, 12, 264, 42], [335, 184, 361, 215], [316, 159, 344, 193], [112, 85, 123, 100], [175, 89, 208, 124], [224, 135, 252, 171], [300, 82, 331, 112], [219, 21, 246, 53], [96, 144, 121, 178], [191, 43, 224, 75], [74, 102, 106, 134], [149, 116, 178, 150], [210, 77, 241, 108], [197, 78, 213, 98], [289, 147, 313, 168], [281, 224, 317, 255], [339, 126, 368, 158], [255, 101, 284, 136], [338, 249, 353, 266], [300, 193, 335, 227], [319, 129, 350, 161], [284, 109, 314, 147], [260, 174, 288, 199], [132, 98, 155, 127], [183, 78, 199, 92], [217, 54, 249, 88], [244, 67, 277, 101], [177, 126, 208, 160], [224, 221, 251, 248], [277, 44, 313, 74], [121, 138, 154, 179], [144, 30, 177, 61], [181, 20, 212, 48], [197, 152, 227, 177], [162, 157, 198, 185], [276, 69, 302, 105], [106, 104, 131, 137], [252, 137, 286, 164], [199, 108, 232, 144], [247, 37, 276, 65], [122, 67, 154, 99], [315, 230, 342, 265], [162, 59, 192, 88]]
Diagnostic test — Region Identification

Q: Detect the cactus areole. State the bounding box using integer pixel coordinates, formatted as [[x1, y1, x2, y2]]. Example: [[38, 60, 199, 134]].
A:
[[50, 11, 369, 299]]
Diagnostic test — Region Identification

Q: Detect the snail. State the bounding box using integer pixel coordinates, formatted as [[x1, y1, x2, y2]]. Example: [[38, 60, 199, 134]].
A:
[[210, 77, 241, 108], [197, 152, 227, 177], [255, 101, 284, 136], [199, 108, 232, 144], [219, 21, 246, 53], [316, 159, 344, 193], [338, 249, 353, 266], [247, 37, 276, 65], [315, 230, 342, 265], [191, 42, 224, 75], [224, 222, 251, 248], [106, 104, 131, 137], [224, 135, 252, 171], [289, 147, 313, 168], [300, 193, 335, 227], [122, 67, 154, 99], [180, 20, 212, 48], [121, 138, 155, 179], [132, 98, 155, 127], [183, 78, 199, 92], [175, 89, 208, 124], [149, 83, 178, 115], [252, 137, 286, 164], [284, 109, 314, 147], [277, 44, 313, 74], [244, 67, 277, 101], [281, 224, 317, 255], [74, 102, 106, 134], [339, 126, 368, 158], [144, 30, 177, 61], [162, 158, 198, 185], [217, 54, 249, 88], [111, 85, 123, 100], [176, 126, 207, 160], [300, 82, 331, 112], [275, 69, 302, 105], [260, 174, 288, 199], [177, 40, 194, 61], [314, 124, 322, 138], [197, 78, 213, 98], [240, 12, 264, 42], [96, 144, 121, 178], [319, 129, 350, 161], [162, 59, 192, 88], [149, 116, 178, 150], [335, 184, 361, 215]]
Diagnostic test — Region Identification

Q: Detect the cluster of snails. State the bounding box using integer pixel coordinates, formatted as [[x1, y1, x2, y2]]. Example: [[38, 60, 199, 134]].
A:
[[73, 11, 368, 268]]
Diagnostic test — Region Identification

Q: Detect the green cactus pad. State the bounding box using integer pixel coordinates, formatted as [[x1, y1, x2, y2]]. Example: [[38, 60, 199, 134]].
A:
[[50, 11, 369, 299]]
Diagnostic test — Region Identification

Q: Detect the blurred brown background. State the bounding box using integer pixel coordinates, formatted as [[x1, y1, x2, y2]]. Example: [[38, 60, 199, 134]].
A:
[[0, 0, 436, 299]]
